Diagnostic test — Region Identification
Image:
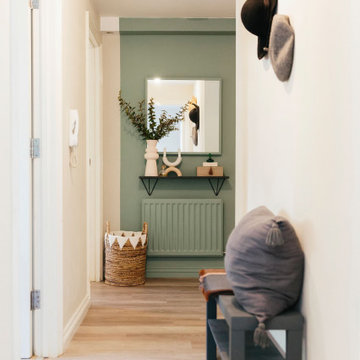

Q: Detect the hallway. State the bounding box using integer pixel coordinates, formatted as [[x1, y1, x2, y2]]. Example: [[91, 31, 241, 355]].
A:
[[59, 279, 206, 360]]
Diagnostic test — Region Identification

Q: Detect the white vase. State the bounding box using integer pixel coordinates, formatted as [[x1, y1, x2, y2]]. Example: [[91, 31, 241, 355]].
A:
[[144, 140, 159, 176]]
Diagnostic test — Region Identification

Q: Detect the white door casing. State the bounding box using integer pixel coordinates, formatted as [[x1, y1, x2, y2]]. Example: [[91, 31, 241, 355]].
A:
[[86, 12, 103, 283], [32, 0, 64, 357]]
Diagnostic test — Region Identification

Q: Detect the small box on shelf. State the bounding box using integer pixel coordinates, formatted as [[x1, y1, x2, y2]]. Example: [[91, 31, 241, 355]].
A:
[[203, 162, 218, 167], [197, 166, 224, 177]]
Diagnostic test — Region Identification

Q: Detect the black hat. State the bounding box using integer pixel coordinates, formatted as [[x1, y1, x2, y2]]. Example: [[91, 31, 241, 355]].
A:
[[241, 0, 277, 59], [189, 103, 199, 130]]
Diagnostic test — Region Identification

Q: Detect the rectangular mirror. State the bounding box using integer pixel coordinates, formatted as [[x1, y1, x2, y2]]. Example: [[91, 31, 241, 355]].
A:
[[147, 78, 221, 154]]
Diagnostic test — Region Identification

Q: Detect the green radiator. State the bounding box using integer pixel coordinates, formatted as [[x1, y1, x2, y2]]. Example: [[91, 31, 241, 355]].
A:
[[142, 199, 223, 257]]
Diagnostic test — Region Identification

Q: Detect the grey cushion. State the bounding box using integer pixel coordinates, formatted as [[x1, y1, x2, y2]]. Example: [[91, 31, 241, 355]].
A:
[[225, 206, 304, 325]]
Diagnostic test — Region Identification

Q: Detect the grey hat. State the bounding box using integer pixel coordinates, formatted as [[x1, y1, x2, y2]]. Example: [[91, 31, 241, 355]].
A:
[[269, 15, 295, 82]]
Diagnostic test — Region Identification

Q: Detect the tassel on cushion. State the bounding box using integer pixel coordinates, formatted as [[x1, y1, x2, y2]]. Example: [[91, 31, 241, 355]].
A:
[[266, 219, 284, 247], [254, 322, 270, 348]]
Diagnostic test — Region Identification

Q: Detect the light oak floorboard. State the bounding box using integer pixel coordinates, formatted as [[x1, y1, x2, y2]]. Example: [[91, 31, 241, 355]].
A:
[[58, 278, 207, 360]]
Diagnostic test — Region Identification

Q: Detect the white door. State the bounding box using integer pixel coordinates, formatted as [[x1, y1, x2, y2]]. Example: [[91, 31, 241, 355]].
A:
[[19, 2, 37, 358]]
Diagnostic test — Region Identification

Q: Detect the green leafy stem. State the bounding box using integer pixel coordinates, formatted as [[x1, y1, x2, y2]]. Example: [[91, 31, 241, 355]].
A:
[[118, 90, 189, 141]]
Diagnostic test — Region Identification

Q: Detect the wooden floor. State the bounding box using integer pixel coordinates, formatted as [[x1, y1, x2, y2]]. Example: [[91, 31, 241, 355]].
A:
[[59, 279, 207, 360]]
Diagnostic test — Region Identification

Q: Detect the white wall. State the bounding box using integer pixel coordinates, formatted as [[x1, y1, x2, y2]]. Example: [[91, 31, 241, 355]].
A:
[[102, 33, 121, 231], [236, 0, 360, 359], [62, 0, 101, 332], [62, 0, 88, 327]]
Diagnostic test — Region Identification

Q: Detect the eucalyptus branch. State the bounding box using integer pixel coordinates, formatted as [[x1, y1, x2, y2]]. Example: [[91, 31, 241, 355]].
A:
[[118, 91, 189, 141]]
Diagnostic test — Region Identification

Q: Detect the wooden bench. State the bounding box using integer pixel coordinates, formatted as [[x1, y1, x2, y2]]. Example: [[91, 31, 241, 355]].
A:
[[206, 295, 304, 360]]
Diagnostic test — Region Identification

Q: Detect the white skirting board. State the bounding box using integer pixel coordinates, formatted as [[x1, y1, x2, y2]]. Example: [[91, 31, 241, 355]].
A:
[[63, 293, 91, 351]]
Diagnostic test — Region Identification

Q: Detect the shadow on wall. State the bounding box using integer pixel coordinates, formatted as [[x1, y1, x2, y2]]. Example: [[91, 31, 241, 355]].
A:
[[276, 210, 316, 359]]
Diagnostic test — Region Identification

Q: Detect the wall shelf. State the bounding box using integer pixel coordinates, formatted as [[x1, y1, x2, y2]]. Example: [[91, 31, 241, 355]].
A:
[[139, 176, 229, 196]]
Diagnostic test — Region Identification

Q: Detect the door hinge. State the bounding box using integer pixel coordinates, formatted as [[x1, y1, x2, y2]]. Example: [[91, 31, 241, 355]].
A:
[[30, 138, 40, 158], [29, 0, 39, 9], [30, 290, 41, 310]]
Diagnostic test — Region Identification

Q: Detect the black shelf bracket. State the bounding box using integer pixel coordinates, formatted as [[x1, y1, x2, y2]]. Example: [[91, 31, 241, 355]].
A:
[[139, 176, 229, 196], [140, 177, 159, 196], [208, 177, 227, 196]]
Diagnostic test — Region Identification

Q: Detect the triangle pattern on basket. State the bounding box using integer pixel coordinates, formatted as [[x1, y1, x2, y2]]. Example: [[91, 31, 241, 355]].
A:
[[105, 231, 146, 250]]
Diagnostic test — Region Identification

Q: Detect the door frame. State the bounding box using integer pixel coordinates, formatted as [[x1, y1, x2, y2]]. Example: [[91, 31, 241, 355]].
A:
[[32, 0, 64, 357], [86, 12, 103, 283], [7, 0, 63, 358]]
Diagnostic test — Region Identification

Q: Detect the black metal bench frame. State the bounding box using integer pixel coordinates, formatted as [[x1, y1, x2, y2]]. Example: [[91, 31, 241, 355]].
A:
[[206, 294, 304, 360]]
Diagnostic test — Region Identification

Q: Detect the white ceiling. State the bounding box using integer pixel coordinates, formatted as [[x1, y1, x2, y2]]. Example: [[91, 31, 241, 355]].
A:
[[91, 0, 235, 18]]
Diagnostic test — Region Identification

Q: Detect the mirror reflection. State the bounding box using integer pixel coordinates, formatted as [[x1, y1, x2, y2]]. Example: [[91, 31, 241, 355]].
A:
[[147, 79, 221, 154]]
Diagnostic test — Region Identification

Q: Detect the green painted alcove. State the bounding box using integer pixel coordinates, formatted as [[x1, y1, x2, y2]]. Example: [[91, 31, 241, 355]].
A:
[[119, 18, 235, 277]]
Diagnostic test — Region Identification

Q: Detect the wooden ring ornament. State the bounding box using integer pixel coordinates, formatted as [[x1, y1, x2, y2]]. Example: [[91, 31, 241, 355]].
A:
[[163, 166, 182, 177], [163, 148, 182, 167]]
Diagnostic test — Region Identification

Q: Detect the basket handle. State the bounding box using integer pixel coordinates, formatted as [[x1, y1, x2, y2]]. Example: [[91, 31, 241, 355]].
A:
[[142, 222, 148, 235], [106, 220, 110, 234]]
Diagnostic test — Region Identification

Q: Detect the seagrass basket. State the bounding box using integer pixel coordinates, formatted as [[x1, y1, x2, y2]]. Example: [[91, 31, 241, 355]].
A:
[[104, 221, 148, 286]]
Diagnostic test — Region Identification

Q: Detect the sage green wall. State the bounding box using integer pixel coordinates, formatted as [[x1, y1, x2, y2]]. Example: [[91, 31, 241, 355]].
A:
[[120, 20, 235, 277]]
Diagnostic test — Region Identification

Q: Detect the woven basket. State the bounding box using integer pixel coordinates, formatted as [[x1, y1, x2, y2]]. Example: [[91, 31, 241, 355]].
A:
[[104, 222, 148, 287]]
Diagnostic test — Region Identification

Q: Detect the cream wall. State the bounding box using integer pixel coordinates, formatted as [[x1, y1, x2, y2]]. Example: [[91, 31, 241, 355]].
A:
[[236, 0, 360, 359], [62, 0, 101, 327], [102, 33, 121, 230]]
